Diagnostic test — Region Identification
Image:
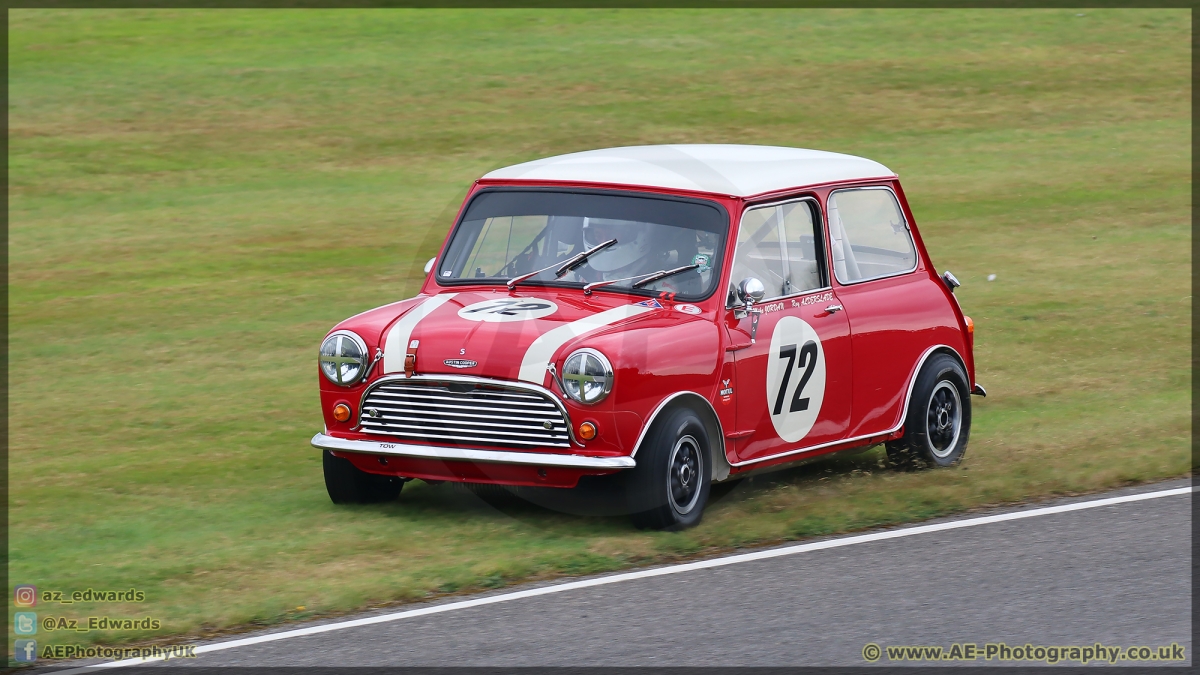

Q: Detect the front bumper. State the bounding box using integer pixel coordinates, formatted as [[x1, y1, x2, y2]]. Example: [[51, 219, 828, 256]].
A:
[[311, 433, 636, 470]]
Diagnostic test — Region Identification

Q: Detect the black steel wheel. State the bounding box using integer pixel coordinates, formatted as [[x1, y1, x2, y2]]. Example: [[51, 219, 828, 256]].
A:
[[627, 407, 712, 530], [667, 435, 704, 516], [886, 353, 971, 469], [925, 380, 963, 459]]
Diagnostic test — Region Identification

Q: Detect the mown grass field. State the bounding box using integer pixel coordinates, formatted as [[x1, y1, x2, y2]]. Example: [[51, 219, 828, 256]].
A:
[[9, 8, 1190, 656]]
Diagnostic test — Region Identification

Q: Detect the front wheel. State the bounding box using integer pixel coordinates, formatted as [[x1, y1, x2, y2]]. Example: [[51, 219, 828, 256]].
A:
[[627, 407, 712, 530], [886, 353, 972, 469], [323, 450, 405, 504]]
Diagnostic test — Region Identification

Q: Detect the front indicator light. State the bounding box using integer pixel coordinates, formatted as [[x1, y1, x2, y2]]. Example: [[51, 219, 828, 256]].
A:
[[578, 421, 597, 441], [332, 403, 352, 423]]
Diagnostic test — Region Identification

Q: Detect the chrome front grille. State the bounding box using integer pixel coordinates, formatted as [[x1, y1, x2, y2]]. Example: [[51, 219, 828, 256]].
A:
[[358, 377, 573, 449]]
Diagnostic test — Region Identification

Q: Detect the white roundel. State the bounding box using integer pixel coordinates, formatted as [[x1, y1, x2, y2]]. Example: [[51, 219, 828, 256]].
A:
[[765, 316, 826, 443], [457, 297, 558, 322]]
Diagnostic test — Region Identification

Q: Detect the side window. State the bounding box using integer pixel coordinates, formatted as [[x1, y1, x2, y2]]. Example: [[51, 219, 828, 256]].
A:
[[827, 188, 916, 284], [780, 201, 822, 293], [729, 200, 824, 303]]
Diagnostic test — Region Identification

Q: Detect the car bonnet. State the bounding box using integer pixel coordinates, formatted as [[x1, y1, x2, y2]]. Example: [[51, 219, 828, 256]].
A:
[[378, 290, 672, 385]]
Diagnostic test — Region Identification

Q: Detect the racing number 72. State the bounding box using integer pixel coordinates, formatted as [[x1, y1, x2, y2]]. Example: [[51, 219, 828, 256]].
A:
[[773, 341, 818, 416], [462, 299, 552, 316]]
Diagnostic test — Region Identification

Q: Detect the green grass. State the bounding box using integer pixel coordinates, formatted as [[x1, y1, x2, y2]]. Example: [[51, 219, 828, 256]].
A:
[[9, 8, 1190, 657]]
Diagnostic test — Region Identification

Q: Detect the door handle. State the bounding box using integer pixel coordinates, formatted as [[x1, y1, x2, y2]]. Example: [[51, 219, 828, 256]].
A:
[[824, 304, 843, 314]]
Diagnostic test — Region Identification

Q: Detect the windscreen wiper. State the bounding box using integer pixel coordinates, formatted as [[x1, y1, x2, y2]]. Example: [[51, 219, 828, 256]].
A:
[[583, 263, 700, 295], [506, 239, 617, 290]]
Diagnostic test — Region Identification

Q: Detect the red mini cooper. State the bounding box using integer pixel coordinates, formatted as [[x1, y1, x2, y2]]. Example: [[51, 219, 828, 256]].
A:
[[314, 145, 984, 529]]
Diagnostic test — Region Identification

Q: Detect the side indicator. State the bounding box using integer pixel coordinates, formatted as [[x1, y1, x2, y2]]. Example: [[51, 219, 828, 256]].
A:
[[964, 316, 975, 350], [578, 422, 598, 441]]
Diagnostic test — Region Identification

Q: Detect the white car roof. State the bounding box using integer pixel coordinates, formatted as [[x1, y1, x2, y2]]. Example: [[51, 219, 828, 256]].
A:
[[482, 144, 895, 198]]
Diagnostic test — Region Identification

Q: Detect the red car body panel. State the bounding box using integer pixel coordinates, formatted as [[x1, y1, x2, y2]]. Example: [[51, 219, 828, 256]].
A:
[[725, 287, 855, 463], [316, 165, 976, 488]]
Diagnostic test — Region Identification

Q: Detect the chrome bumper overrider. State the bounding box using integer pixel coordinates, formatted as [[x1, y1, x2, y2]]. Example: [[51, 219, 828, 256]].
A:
[[311, 433, 636, 470]]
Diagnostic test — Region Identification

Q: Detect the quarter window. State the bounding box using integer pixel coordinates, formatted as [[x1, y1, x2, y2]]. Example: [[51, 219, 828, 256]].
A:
[[827, 188, 916, 284], [729, 200, 824, 303]]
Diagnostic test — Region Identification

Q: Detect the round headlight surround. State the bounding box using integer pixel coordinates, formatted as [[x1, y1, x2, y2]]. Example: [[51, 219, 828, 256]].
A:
[[560, 348, 614, 405], [319, 330, 369, 386]]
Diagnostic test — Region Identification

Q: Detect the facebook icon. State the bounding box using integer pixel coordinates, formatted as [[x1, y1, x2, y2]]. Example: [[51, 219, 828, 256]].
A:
[[15, 639, 37, 663]]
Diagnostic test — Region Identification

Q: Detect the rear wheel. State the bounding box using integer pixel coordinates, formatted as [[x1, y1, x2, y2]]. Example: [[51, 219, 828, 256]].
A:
[[886, 353, 971, 469], [627, 407, 712, 530], [323, 450, 405, 504]]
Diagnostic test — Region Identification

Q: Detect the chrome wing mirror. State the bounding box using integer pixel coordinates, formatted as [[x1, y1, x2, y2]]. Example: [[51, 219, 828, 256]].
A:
[[735, 277, 766, 342], [738, 277, 765, 311]]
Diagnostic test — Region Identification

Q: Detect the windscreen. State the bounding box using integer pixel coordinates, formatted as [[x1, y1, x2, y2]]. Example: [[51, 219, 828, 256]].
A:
[[437, 190, 728, 300]]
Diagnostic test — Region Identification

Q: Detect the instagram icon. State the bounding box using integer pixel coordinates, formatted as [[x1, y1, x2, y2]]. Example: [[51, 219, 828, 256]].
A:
[[14, 585, 37, 607]]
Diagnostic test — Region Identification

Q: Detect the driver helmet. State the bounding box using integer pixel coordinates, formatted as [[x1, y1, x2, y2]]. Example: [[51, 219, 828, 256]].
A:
[[582, 218, 650, 273]]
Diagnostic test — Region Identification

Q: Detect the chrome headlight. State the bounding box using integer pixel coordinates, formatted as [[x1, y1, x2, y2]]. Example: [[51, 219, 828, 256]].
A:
[[319, 331, 369, 386], [561, 348, 613, 405]]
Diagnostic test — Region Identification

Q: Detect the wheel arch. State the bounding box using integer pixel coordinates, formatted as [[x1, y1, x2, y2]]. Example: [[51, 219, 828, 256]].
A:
[[899, 345, 969, 425], [927, 345, 968, 379], [631, 392, 732, 483]]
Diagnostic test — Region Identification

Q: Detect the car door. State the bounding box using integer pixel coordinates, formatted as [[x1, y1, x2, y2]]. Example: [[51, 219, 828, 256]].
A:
[[725, 197, 853, 464]]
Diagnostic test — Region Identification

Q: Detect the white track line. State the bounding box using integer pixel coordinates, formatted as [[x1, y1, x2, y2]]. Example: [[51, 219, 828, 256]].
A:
[[57, 484, 1191, 672]]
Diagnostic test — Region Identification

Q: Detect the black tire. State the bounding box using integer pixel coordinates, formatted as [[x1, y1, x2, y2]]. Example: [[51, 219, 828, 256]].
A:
[[323, 450, 405, 504], [627, 407, 712, 530], [886, 353, 972, 469]]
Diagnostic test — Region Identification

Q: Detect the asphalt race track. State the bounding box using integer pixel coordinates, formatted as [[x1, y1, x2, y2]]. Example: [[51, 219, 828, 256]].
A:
[[53, 479, 1191, 670]]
